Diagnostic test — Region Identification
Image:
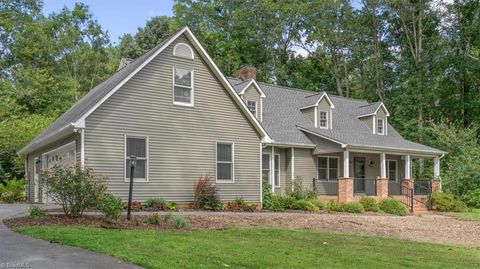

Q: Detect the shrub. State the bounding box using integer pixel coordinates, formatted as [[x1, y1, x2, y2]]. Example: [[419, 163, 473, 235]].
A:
[[234, 197, 246, 206], [463, 189, 480, 208], [344, 202, 364, 213], [431, 192, 465, 212], [97, 194, 123, 222], [144, 197, 166, 211], [326, 200, 345, 212], [280, 195, 297, 209], [309, 199, 324, 210], [169, 215, 187, 229], [262, 181, 275, 209], [266, 195, 285, 212], [1, 178, 25, 203], [144, 214, 162, 225], [27, 206, 47, 218], [163, 213, 173, 222], [1, 191, 16, 203], [164, 201, 178, 211], [359, 197, 379, 212], [288, 176, 316, 200], [378, 198, 407, 216], [193, 174, 220, 210], [41, 165, 106, 217], [225, 197, 255, 212], [292, 200, 319, 212]]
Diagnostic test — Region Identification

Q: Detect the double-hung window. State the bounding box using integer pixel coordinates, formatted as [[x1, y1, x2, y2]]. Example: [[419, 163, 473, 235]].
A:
[[216, 142, 234, 182], [377, 119, 384, 135], [317, 156, 339, 181], [173, 67, 193, 106], [247, 101, 257, 117], [262, 154, 270, 183], [387, 160, 397, 181], [319, 111, 328, 128], [274, 154, 280, 187], [125, 136, 148, 182]]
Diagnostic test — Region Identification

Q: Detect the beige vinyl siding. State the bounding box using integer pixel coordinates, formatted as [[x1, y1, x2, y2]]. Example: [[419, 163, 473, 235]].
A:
[[301, 107, 316, 124], [360, 115, 374, 130], [293, 148, 316, 190], [84, 34, 261, 203], [243, 85, 262, 121], [25, 133, 80, 201], [308, 134, 342, 154]]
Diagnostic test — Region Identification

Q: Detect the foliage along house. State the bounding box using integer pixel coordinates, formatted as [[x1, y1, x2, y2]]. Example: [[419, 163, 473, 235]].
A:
[[19, 26, 445, 212]]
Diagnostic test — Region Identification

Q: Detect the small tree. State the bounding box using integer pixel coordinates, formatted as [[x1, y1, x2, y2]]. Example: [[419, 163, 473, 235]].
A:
[[41, 165, 106, 218], [193, 174, 220, 209]]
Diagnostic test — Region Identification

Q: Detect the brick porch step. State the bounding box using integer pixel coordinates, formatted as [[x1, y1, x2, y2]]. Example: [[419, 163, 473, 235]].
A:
[[390, 195, 430, 215]]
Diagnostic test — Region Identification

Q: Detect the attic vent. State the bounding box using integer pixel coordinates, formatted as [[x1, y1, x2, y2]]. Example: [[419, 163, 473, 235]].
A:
[[173, 43, 194, 59]]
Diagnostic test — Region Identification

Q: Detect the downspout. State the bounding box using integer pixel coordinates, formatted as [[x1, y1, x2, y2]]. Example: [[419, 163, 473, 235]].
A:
[[74, 128, 85, 169]]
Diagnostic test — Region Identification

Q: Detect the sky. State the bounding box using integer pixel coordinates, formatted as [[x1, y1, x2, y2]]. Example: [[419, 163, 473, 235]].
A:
[[42, 0, 175, 44]]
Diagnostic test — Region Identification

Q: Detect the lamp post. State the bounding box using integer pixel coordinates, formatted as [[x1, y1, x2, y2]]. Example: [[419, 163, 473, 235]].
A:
[[127, 156, 136, 220]]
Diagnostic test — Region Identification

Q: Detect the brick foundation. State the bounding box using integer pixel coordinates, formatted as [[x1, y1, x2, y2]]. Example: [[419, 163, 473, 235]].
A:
[[338, 177, 354, 203], [376, 178, 389, 198], [431, 180, 441, 193]]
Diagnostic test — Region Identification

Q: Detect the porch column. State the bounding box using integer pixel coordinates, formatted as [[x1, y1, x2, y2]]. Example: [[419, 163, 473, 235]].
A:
[[343, 149, 349, 178], [270, 146, 275, 193], [433, 156, 440, 180], [404, 154, 412, 179], [380, 153, 387, 179], [291, 147, 295, 192]]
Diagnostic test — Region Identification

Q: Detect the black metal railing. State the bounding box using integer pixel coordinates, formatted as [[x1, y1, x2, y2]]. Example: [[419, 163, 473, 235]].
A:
[[388, 181, 414, 213], [313, 178, 338, 195], [414, 180, 432, 210], [354, 178, 377, 196]]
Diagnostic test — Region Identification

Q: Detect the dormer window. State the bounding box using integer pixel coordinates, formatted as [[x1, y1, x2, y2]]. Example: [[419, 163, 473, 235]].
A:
[[319, 111, 328, 129], [377, 119, 385, 135], [173, 43, 194, 59], [247, 101, 257, 117]]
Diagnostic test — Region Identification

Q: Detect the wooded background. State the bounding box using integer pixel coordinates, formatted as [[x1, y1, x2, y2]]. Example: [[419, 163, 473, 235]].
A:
[[1, 0, 479, 198]]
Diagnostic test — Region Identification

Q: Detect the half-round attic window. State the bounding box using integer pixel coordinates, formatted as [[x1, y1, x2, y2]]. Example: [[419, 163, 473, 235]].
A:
[[173, 43, 194, 59]]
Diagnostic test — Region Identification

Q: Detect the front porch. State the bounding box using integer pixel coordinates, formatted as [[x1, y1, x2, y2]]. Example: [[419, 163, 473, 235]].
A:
[[312, 150, 441, 213]]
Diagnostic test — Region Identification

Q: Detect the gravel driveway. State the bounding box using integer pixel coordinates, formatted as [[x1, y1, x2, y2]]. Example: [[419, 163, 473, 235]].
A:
[[0, 204, 142, 269]]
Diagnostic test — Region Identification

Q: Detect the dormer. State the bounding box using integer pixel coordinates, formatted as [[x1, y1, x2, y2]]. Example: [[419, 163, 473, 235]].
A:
[[357, 102, 390, 135], [235, 66, 265, 122], [300, 92, 335, 129]]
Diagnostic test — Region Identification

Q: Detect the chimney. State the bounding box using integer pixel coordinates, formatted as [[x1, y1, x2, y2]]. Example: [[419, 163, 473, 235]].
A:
[[236, 65, 256, 81]]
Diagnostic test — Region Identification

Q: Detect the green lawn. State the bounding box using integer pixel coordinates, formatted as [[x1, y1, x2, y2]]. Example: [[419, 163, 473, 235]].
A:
[[452, 208, 480, 221], [16, 226, 480, 269]]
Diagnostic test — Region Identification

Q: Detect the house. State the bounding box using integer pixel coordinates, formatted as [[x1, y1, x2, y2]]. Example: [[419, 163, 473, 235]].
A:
[[19, 26, 445, 212]]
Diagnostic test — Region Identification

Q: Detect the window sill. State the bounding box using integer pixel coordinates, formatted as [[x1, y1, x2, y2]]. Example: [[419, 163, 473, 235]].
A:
[[216, 180, 235, 184], [125, 178, 149, 183], [173, 101, 194, 107]]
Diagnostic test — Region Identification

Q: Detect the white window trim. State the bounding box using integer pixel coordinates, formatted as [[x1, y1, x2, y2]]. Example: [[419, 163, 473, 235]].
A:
[[247, 100, 257, 118], [319, 110, 329, 129], [262, 153, 271, 183], [377, 118, 385, 135], [317, 156, 339, 181], [216, 141, 235, 183], [124, 134, 149, 182], [172, 66, 194, 107], [173, 42, 194, 59], [274, 153, 280, 187], [387, 159, 398, 182]]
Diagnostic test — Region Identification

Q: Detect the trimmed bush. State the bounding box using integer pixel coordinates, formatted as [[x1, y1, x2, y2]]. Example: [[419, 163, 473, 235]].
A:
[[144, 213, 162, 225], [144, 197, 166, 211], [431, 192, 465, 212], [97, 194, 123, 222], [378, 198, 407, 216], [359, 197, 379, 212], [463, 189, 480, 208], [41, 166, 106, 217], [27, 206, 47, 218], [344, 202, 364, 213]]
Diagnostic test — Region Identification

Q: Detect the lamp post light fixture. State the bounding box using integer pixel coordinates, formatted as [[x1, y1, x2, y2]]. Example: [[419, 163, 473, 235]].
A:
[[127, 155, 136, 220]]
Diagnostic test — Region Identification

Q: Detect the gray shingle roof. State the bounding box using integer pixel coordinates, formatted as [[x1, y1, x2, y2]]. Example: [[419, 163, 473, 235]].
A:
[[227, 77, 444, 154]]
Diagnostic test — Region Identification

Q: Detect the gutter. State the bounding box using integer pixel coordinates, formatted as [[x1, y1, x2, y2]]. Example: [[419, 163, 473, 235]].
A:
[[17, 123, 75, 155]]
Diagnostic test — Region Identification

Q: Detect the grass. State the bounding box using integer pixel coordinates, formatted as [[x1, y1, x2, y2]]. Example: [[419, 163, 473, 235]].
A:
[[16, 226, 480, 269], [451, 208, 480, 221]]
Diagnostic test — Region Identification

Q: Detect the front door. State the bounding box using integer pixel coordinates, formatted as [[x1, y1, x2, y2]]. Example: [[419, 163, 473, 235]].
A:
[[354, 157, 366, 193]]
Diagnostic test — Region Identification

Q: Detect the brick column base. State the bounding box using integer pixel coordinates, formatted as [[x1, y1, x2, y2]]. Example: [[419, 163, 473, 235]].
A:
[[376, 178, 389, 198], [338, 177, 354, 203], [431, 180, 440, 193], [402, 179, 414, 195]]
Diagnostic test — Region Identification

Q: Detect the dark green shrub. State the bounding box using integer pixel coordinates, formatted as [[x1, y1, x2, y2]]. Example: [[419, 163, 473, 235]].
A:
[[378, 198, 407, 216], [41, 166, 106, 217], [279, 195, 297, 209], [144, 214, 161, 225], [309, 199, 324, 210], [234, 197, 246, 206], [326, 200, 345, 212], [1, 179, 25, 203], [144, 197, 166, 211], [431, 192, 465, 212], [165, 201, 178, 211], [97, 194, 123, 222], [463, 189, 480, 208], [293, 200, 319, 212], [27, 206, 47, 218], [210, 200, 224, 211], [169, 215, 187, 229], [344, 202, 364, 213], [267, 195, 285, 212], [359, 197, 379, 212], [262, 181, 274, 209]]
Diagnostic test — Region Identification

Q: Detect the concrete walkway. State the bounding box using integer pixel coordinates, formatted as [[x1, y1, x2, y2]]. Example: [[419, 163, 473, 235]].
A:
[[0, 204, 142, 269]]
